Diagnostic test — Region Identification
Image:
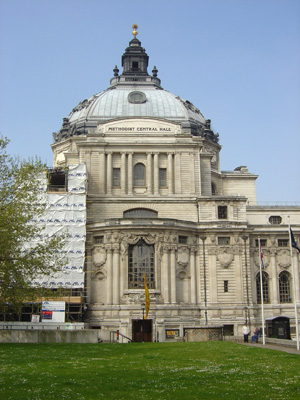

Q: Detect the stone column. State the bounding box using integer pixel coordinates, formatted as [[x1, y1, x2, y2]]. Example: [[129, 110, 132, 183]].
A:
[[99, 152, 105, 194], [85, 248, 93, 304], [147, 153, 152, 195], [162, 247, 169, 303], [190, 152, 196, 194], [113, 246, 120, 304], [154, 153, 159, 195], [170, 247, 176, 303], [107, 153, 112, 195], [121, 153, 126, 194], [293, 253, 300, 302], [271, 250, 279, 304], [106, 248, 113, 304], [234, 248, 243, 303], [168, 153, 173, 195], [190, 248, 197, 304], [174, 152, 181, 194], [128, 153, 133, 195], [196, 246, 201, 304], [210, 248, 218, 303]]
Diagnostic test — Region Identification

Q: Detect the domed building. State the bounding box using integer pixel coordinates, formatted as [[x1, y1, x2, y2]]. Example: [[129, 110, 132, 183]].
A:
[[45, 26, 300, 341]]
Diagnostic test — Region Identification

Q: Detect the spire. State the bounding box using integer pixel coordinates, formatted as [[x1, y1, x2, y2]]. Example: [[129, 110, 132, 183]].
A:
[[121, 24, 149, 76], [109, 25, 161, 88]]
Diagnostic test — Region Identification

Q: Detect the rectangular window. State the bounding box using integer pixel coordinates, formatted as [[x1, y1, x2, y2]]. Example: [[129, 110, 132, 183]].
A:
[[94, 236, 104, 244], [113, 168, 120, 187], [218, 237, 230, 245], [218, 206, 227, 219], [132, 61, 139, 69], [224, 280, 229, 293], [178, 236, 188, 244], [255, 239, 267, 247], [159, 168, 167, 187], [47, 169, 67, 193], [278, 239, 288, 247]]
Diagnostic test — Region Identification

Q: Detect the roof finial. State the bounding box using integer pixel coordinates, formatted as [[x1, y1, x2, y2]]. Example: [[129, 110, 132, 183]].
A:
[[132, 24, 138, 38]]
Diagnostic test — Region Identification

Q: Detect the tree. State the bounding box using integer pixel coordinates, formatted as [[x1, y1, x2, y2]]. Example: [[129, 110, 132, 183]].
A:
[[0, 137, 64, 318]]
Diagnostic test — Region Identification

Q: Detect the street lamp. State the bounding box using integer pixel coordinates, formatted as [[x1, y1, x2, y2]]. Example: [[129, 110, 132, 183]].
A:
[[200, 236, 207, 325]]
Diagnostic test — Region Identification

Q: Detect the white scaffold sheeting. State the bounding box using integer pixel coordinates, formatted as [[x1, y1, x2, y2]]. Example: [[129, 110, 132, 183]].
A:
[[32, 164, 87, 289]]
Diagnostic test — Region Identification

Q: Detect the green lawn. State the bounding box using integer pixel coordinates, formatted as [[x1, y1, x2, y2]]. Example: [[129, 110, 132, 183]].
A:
[[0, 342, 299, 399]]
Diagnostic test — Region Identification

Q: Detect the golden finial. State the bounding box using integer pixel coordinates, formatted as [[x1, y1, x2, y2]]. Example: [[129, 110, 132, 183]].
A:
[[132, 24, 138, 38]]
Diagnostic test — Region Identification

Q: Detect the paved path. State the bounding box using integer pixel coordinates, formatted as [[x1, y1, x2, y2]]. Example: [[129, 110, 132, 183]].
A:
[[241, 342, 300, 355]]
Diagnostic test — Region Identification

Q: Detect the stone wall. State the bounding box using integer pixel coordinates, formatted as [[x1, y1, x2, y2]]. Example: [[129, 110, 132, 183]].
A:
[[184, 326, 224, 342]]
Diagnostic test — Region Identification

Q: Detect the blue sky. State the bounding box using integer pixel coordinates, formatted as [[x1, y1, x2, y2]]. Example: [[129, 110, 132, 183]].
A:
[[0, 0, 299, 202]]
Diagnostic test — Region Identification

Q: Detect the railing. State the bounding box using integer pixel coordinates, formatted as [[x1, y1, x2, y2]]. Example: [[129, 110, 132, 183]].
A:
[[110, 330, 133, 343]]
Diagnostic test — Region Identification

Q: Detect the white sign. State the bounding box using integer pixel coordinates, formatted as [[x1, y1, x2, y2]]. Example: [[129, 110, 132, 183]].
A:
[[41, 301, 66, 323]]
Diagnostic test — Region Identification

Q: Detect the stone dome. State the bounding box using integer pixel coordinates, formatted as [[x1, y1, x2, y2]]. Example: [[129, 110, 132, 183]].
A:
[[67, 87, 206, 126], [53, 34, 218, 144]]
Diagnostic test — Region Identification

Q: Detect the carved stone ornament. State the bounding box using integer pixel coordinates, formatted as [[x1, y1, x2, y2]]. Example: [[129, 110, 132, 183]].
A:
[[176, 247, 189, 268], [277, 250, 291, 269], [121, 291, 163, 305], [217, 249, 233, 268], [92, 246, 107, 280], [120, 232, 157, 261]]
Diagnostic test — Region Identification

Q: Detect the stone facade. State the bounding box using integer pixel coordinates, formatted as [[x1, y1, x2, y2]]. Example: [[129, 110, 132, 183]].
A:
[[47, 29, 300, 342]]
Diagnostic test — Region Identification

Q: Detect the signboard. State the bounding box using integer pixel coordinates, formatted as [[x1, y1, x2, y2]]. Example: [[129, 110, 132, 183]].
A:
[[31, 314, 40, 323], [166, 329, 179, 339], [41, 301, 66, 323]]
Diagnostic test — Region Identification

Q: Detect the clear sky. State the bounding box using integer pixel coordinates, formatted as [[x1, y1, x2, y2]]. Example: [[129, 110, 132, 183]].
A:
[[0, 0, 299, 202]]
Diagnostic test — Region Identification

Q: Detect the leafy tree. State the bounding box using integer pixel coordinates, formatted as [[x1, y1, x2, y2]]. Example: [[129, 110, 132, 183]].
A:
[[0, 137, 64, 319]]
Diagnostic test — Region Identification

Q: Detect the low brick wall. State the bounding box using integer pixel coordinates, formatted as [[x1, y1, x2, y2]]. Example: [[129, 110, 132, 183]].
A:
[[185, 326, 223, 342]]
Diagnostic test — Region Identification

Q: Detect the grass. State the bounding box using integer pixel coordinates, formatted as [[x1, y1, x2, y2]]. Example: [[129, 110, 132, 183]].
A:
[[0, 341, 299, 400]]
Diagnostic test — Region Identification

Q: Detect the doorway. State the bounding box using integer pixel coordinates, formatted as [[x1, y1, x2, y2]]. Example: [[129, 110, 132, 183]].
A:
[[132, 319, 152, 342]]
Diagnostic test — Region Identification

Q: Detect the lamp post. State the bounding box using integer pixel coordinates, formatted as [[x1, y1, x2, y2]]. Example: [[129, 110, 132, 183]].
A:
[[242, 235, 250, 328], [200, 236, 207, 325]]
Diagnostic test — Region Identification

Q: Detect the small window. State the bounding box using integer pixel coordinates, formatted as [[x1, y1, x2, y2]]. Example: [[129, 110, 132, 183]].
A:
[[224, 280, 229, 293], [269, 216, 282, 225], [159, 168, 167, 187], [218, 206, 227, 219], [255, 239, 267, 247], [278, 239, 288, 247], [47, 168, 67, 192], [94, 236, 104, 244], [212, 183, 216, 195], [179, 236, 188, 244], [134, 163, 146, 187], [132, 61, 139, 69], [218, 237, 230, 245], [113, 168, 120, 187]]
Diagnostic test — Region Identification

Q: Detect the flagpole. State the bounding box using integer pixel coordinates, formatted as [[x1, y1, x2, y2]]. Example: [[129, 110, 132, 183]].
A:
[[288, 218, 299, 351], [258, 237, 265, 345]]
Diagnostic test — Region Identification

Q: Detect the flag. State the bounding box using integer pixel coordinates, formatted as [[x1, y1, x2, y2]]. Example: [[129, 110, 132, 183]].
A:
[[290, 229, 300, 253], [143, 273, 150, 319], [259, 240, 265, 269]]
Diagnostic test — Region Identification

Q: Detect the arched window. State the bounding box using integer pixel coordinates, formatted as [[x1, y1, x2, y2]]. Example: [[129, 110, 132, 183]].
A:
[[256, 272, 269, 304], [279, 271, 292, 303], [128, 239, 155, 289], [134, 163, 146, 186], [124, 208, 158, 218]]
